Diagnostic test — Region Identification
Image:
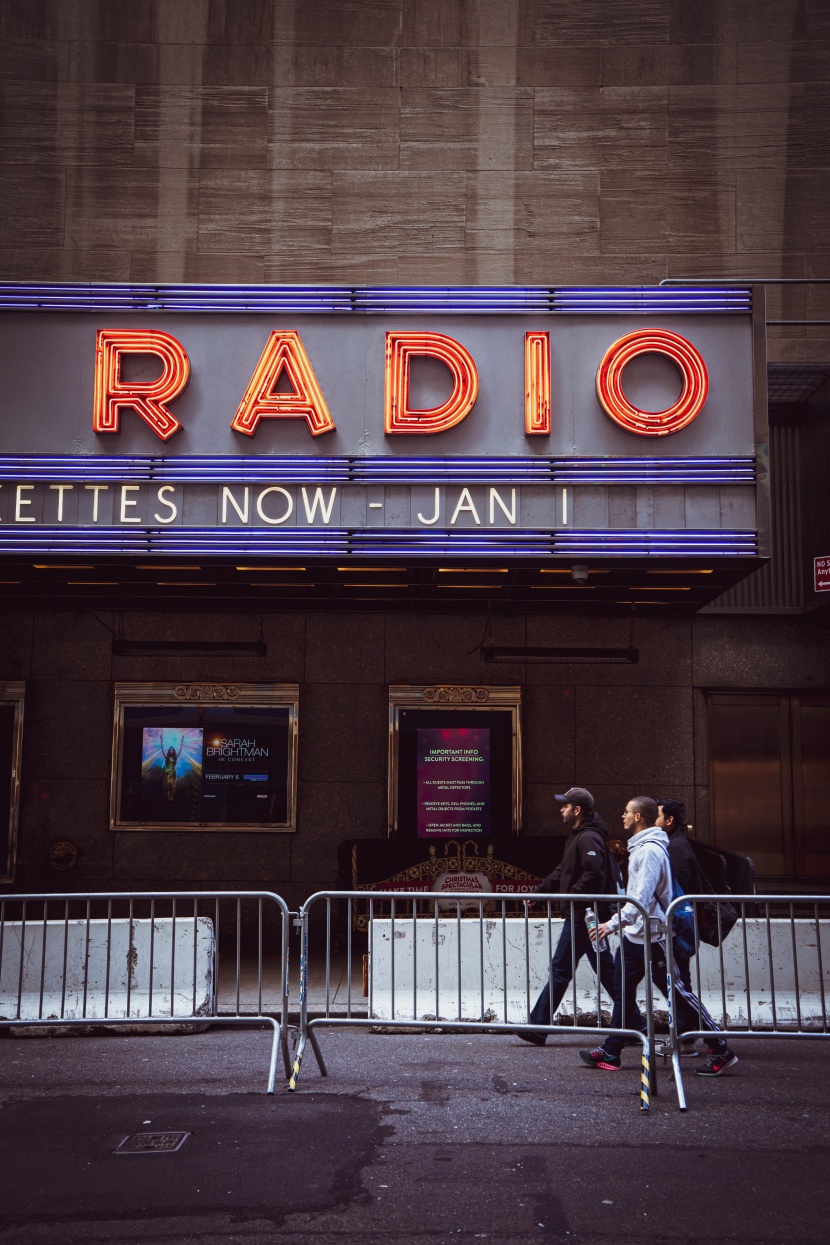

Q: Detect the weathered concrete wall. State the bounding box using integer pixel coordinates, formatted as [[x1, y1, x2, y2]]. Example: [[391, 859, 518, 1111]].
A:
[[0, 0, 828, 362], [2, 607, 828, 896]]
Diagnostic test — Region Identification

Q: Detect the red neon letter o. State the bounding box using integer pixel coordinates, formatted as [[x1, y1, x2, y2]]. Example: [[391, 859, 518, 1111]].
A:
[[595, 328, 708, 437]]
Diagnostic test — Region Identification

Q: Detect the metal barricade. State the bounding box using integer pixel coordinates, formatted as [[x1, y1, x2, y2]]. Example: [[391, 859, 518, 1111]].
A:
[[0, 890, 293, 1094], [665, 894, 830, 1110], [289, 890, 658, 1111]]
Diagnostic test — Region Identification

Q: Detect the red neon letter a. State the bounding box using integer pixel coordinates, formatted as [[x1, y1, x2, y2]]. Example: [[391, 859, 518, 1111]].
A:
[[93, 329, 190, 441], [231, 331, 335, 437]]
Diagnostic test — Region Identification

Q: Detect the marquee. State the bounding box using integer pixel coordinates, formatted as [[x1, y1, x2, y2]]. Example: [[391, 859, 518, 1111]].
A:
[[0, 284, 767, 561]]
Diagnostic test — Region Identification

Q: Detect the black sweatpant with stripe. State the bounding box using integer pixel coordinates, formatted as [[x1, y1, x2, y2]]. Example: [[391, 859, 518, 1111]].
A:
[[603, 935, 729, 1058]]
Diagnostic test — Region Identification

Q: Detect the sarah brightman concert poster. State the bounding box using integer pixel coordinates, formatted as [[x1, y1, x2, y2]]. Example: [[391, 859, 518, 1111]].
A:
[[118, 707, 290, 827]]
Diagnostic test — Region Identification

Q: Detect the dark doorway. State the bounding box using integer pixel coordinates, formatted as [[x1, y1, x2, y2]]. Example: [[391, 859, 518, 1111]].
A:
[[709, 692, 830, 880]]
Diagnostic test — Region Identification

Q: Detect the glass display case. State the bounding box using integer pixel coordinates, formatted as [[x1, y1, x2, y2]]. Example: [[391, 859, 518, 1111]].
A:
[[110, 682, 299, 832]]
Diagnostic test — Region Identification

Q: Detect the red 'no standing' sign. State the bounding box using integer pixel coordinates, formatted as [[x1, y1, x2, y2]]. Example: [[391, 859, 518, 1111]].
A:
[[815, 557, 830, 592]]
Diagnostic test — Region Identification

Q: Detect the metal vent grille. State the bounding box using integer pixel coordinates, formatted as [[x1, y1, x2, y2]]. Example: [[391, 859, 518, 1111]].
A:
[[702, 426, 802, 613], [767, 363, 830, 405]]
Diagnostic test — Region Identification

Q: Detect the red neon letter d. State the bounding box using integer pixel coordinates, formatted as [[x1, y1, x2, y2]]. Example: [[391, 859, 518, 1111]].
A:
[[385, 332, 479, 435]]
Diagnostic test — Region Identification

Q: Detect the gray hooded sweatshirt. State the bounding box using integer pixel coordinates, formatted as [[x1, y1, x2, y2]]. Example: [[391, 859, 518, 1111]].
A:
[[605, 826, 671, 945]]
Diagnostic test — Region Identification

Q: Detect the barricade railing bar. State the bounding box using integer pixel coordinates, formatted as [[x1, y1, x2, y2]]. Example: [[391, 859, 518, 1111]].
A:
[[665, 894, 830, 1110], [0, 891, 292, 1094], [289, 890, 658, 1112]]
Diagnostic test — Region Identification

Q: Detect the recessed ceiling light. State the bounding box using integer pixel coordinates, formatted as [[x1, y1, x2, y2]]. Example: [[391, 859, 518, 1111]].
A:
[[483, 646, 638, 665]]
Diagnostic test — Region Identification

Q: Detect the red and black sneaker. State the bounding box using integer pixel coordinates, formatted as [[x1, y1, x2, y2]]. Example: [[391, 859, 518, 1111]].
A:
[[578, 1047, 621, 1071], [695, 1047, 738, 1077]]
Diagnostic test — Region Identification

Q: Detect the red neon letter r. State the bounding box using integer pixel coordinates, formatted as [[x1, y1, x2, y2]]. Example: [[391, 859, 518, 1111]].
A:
[[93, 329, 190, 441]]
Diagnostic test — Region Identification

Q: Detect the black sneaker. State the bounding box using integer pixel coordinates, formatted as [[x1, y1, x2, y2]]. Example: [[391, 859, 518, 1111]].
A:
[[578, 1047, 621, 1071], [695, 1047, 738, 1077], [515, 1028, 547, 1046]]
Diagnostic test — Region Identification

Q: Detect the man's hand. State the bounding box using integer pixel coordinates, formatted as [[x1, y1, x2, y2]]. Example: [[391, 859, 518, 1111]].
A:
[[589, 921, 613, 943]]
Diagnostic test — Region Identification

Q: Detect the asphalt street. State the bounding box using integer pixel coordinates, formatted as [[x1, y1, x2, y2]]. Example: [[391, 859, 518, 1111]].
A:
[[0, 1026, 827, 1244]]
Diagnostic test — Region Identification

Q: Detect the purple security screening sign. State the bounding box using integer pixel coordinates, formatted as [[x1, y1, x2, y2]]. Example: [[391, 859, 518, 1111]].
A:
[[416, 726, 491, 838]]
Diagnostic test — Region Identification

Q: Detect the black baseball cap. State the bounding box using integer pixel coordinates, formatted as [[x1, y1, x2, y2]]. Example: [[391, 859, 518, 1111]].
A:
[[555, 787, 595, 811]]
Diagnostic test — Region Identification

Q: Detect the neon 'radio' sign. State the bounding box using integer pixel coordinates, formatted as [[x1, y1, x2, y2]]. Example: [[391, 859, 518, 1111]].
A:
[[93, 327, 708, 444]]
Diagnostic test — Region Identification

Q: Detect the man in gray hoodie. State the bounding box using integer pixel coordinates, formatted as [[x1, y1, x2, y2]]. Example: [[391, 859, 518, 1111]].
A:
[[578, 795, 737, 1076]]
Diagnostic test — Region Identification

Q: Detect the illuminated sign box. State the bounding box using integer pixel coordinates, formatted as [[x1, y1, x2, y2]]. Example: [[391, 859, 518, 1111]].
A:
[[0, 284, 767, 561], [110, 682, 299, 833], [388, 685, 521, 839]]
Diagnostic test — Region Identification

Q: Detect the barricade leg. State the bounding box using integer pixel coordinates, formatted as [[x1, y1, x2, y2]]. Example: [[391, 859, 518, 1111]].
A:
[[288, 1034, 306, 1091], [280, 1026, 293, 1079], [266, 1019, 281, 1095], [641, 937, 655, 1111], [287, 1027, 328, 1091], [287, 905, 328, 1090], [308, 1027, 328, 1076], [664, 924, 691, 1111], [670, 1048, 688, 1110], [640, 1038, 651, 1113]]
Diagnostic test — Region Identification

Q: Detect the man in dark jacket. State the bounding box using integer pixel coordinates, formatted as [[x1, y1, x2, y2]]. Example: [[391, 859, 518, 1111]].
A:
[[656, 797, 710, 1057], [517, 787, 618, 1045], [657, 798, 707, 895]]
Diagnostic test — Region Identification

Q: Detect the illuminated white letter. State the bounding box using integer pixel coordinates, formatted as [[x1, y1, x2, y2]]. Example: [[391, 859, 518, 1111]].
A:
[[154, 485, 178, 524], [49, 483, 74, 522], [15, 484, 35, 522], [84, 484, 109, 522], [450, 488, 480, 526], [489, 487, 516, 525], [120, 484, 141, 524], [222, 486, 250, 524], [256, 486, 294, 525], [301, 486, 336, 524], [417, 487, 441, 526]]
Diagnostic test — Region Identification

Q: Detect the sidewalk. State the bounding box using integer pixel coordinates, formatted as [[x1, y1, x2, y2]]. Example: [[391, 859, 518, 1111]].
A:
[[1, 1025, 827, 1244]]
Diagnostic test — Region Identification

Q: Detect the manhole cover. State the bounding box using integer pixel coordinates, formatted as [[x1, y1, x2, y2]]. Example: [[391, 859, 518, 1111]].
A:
[[114, 1131, 190, 1155]]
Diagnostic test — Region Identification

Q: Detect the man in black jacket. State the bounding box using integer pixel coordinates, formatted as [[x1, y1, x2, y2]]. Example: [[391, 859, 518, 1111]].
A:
[[656, 798, 706, 895], [656, 797, 714, 1060], [517, 787, 617, 1046]]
